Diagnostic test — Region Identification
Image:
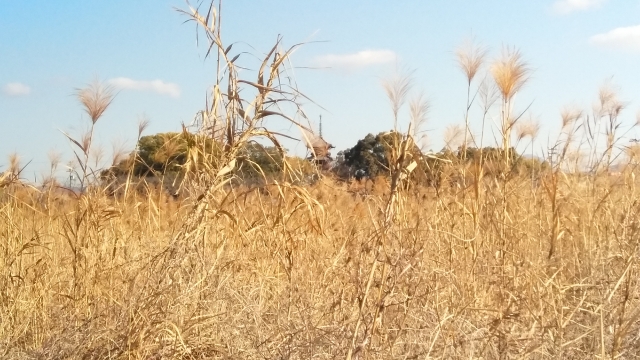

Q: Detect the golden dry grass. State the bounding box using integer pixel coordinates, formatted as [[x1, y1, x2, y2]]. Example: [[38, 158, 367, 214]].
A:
[[3, 3, 640, 358], [1, 170, 640, 359]]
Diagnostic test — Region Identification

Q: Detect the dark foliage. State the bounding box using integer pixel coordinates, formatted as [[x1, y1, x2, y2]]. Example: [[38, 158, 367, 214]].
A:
[[102, 132, 303, 181], [335, 132, 549, 187]]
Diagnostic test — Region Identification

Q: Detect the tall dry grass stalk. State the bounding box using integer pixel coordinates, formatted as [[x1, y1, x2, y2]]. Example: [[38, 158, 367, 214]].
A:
[[409, 92, 429, 139], [457, 38, 487, 157], [457, 39, 487, 87], [344, 69, 427, 360], [455, 39, 488, 259], [382, 68, 414, 130], [491, 47, 530, 166], [172, 1, 322, 253], [60, 80, 115, 188], [574, 82, 637, 175]]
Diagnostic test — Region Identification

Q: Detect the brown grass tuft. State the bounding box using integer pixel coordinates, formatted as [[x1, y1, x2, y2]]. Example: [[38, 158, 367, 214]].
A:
[[561, 107, 582, 129], [456, 38, 487, 84], [444, 124, 465, 150], [515, 118, 540, 142], [409, 92, 429, 138], [382, 68, 414, 129], [490, 46, 529, 102], [8, 152, 20, 177], [77, 80, 114, 124]]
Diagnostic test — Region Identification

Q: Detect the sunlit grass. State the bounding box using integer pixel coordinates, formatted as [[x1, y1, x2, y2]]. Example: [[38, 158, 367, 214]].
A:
[[2, 1, 640, 359]]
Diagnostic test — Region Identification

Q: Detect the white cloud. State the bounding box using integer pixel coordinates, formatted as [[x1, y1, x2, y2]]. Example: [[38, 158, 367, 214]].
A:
[[107, 77, 181, 98], [553, 0, 608, 14], [314, 49, 397, 69], [590, 25, 640, 51], [2, 82, 31, 97]]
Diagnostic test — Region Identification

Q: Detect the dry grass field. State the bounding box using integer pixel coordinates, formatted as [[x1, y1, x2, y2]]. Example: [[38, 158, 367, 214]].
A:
[[3, 2, 640, 359], [2, 170, 640, 359]]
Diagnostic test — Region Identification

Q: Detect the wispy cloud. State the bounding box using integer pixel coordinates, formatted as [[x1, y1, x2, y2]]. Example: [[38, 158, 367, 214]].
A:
[[107, 77, 181, 98], [314, 49, 397, 69], [590, 25, 640, 51], [552, 0, 608, 14], [2, 82, 31, 97]]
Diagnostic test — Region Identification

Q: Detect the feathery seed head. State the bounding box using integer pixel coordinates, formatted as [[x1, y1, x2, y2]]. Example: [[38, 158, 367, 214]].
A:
[[81, 132, 92, 154], [594, 82, 625, 118], [382, 67, 414, 126], [560, 107, 582, 129], [111, 141, 128, 167], [598, 84, 616, 111], [444, 124, 465, 150], [490, 47, 530, 102], [8, 153, 20, 176], [138, 115, 150, 138], [409, 93, 430, 138], [456, 39, 487, 84], [77, 80, 114, 124], [479, 77, 499, 110], [516, 119, 540, 141], [47, 150, 62, 171], [90, 146, 105, 167]]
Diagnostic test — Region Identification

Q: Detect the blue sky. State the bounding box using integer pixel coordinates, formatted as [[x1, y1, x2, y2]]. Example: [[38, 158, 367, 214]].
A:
[[2, 0, 640, 179]]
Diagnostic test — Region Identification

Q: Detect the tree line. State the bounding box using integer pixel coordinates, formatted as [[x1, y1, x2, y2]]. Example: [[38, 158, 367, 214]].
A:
[[102, 130, 548, 188]]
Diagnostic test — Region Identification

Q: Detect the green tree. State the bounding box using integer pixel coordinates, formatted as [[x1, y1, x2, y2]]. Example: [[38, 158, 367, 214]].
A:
[[102, 132, 220, 178], [104, 132, 298, 180], [135, 132, 188, 175], [336, 132, 549, 187], [237, 143, 285, 178], [340, 131, 423, 179], [341, 132, 391, 178]]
